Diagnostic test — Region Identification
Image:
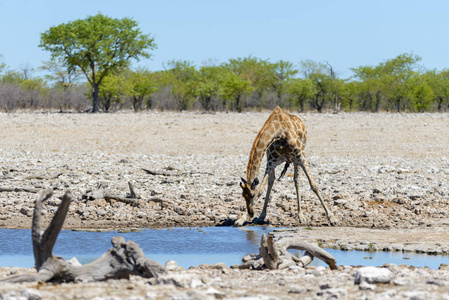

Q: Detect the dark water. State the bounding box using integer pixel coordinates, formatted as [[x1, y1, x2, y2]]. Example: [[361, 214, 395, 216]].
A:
[[0, 227, 447, 269]]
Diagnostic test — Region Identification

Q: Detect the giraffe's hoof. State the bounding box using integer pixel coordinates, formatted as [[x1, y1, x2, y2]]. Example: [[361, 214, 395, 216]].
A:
[[329, 217, 338, 226], [233, 218, 246, 227], [297, 214, 307, 224], [254, 217, 268, 225]]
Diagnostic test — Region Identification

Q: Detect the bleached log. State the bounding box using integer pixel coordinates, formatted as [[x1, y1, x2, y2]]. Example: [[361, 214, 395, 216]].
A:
[[259, 233, 337, 270], [276, 237, 337, 270], [0, 190, 166, 283]]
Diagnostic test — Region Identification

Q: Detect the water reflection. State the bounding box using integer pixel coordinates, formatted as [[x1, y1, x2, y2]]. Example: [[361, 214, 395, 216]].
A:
[[243, 227, 264, 245]]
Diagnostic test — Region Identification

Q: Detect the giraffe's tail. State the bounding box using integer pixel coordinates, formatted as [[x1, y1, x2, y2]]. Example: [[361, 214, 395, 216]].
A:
[[278, 162, 290, 181]]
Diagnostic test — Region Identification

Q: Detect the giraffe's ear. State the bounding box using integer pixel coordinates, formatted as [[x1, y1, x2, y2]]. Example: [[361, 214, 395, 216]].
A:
[[240, 177, 247, 189], [251, 178, 259, 190]]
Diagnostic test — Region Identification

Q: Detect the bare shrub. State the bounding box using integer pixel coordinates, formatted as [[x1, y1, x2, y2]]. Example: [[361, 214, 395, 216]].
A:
[[0, 83, 25, 112], [151, 86, 177, 111]]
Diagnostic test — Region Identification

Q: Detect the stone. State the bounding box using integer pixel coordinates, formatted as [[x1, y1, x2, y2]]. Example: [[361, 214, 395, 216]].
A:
[[155, 274, 204, 288], [354, 267, 394, 284], [205, 287, 225, 297], [91, 189, 105, 200], [426, 279, 448, 287], [66, 257, 82, 267], [21, 289, 41, 300], [165, 260, 178, 271], [359, 281, 376, 291]]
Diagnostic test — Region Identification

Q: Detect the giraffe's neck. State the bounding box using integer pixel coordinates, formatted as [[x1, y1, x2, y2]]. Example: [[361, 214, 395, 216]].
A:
[[246, 108, 283, 183]]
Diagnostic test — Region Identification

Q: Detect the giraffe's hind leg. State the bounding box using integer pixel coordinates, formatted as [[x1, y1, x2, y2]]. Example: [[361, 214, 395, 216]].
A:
[[293, 163, 306, 224], [297, 155, 337, 226]]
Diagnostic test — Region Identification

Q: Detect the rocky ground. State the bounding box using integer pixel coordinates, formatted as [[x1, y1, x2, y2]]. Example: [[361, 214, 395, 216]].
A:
[[1, 110, 449, 299]]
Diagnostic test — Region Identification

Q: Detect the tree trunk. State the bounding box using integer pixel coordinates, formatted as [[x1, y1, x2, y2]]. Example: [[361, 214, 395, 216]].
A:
[[92, 83, 100, 113], [133, 96, 144, 111], [235, 95, 242, 112], [375, 91, 381, 112], [437, 96, 443, 111]]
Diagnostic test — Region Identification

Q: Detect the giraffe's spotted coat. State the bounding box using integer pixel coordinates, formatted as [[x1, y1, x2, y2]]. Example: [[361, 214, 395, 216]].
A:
[[238, 106, 337, 226]]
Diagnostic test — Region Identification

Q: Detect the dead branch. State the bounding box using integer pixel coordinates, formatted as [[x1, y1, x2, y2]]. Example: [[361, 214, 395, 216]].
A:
[[142, 168, 175, 176], [128, 181, 137, 199], [0, 190, 166, 283], [103, 181, 166, 208], [24, 172, 63, 180], [276, 237, 337, 270], [0, 187, 40, 193], [259, 233, 337, 270], [260, 234, 281, 269], [142, 168, 214, 177]]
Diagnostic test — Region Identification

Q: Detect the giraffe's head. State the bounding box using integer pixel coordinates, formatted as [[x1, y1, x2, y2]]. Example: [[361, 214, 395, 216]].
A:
[[240, 177, 259, 219]]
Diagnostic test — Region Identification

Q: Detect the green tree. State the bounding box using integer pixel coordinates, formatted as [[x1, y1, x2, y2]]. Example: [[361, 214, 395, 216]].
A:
[[286, 78, 313, 111], [224, 56, 273, 107], [1, 70, 22, 84], [341, 81, 360, 111], [221, 70, 253, 112], [196, 65, 223, 110], [271, 60, 298, 104], [39, 13, 156, 112], [351, 65, 384, 111], [164, 60, 198, 110], [97, 73, 129, 112], [300, 60, 344, 112], [380, 53, 421, 112], [411, 80, 433, 112], [19, 77, 47, 109], [424, 69, 449, 111], [126, 68, 157, 111]]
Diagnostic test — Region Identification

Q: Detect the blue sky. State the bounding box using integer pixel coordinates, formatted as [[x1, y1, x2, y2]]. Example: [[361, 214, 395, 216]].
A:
[[0, 0, 448, 78]]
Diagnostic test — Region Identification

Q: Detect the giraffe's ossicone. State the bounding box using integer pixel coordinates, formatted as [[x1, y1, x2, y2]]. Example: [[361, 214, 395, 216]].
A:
[[235, 106, 337, 227]]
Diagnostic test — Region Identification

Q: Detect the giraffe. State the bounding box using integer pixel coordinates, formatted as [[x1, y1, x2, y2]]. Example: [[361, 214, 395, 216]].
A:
[[235, 106, 337, 227]]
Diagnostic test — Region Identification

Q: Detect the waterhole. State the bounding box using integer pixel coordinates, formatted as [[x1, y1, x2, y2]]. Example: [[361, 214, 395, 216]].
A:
[[0, 227, 447, 269]]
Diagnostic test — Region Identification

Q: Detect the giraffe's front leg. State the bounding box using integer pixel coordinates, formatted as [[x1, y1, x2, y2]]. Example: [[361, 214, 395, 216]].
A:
[[256, 169, 275, 224]]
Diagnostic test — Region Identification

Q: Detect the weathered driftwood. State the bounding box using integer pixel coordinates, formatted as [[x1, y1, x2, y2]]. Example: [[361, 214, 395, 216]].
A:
[[142, 168, 214, 177], [24, 172, 63, 180], [0, 189, 166, 283], [103, 181, 166, 208], [0, 187, 40, 193], [259, 234, 337, 270], [142, 168, 177, 176]]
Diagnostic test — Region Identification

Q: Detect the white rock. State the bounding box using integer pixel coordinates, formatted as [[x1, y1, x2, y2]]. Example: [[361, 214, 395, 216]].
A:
[[66, 257, 82, 267], [165, 260, 178, 271], [21, 289, 41, 300], [354, 266, 394, 284], [155, 274, 204, 288]]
